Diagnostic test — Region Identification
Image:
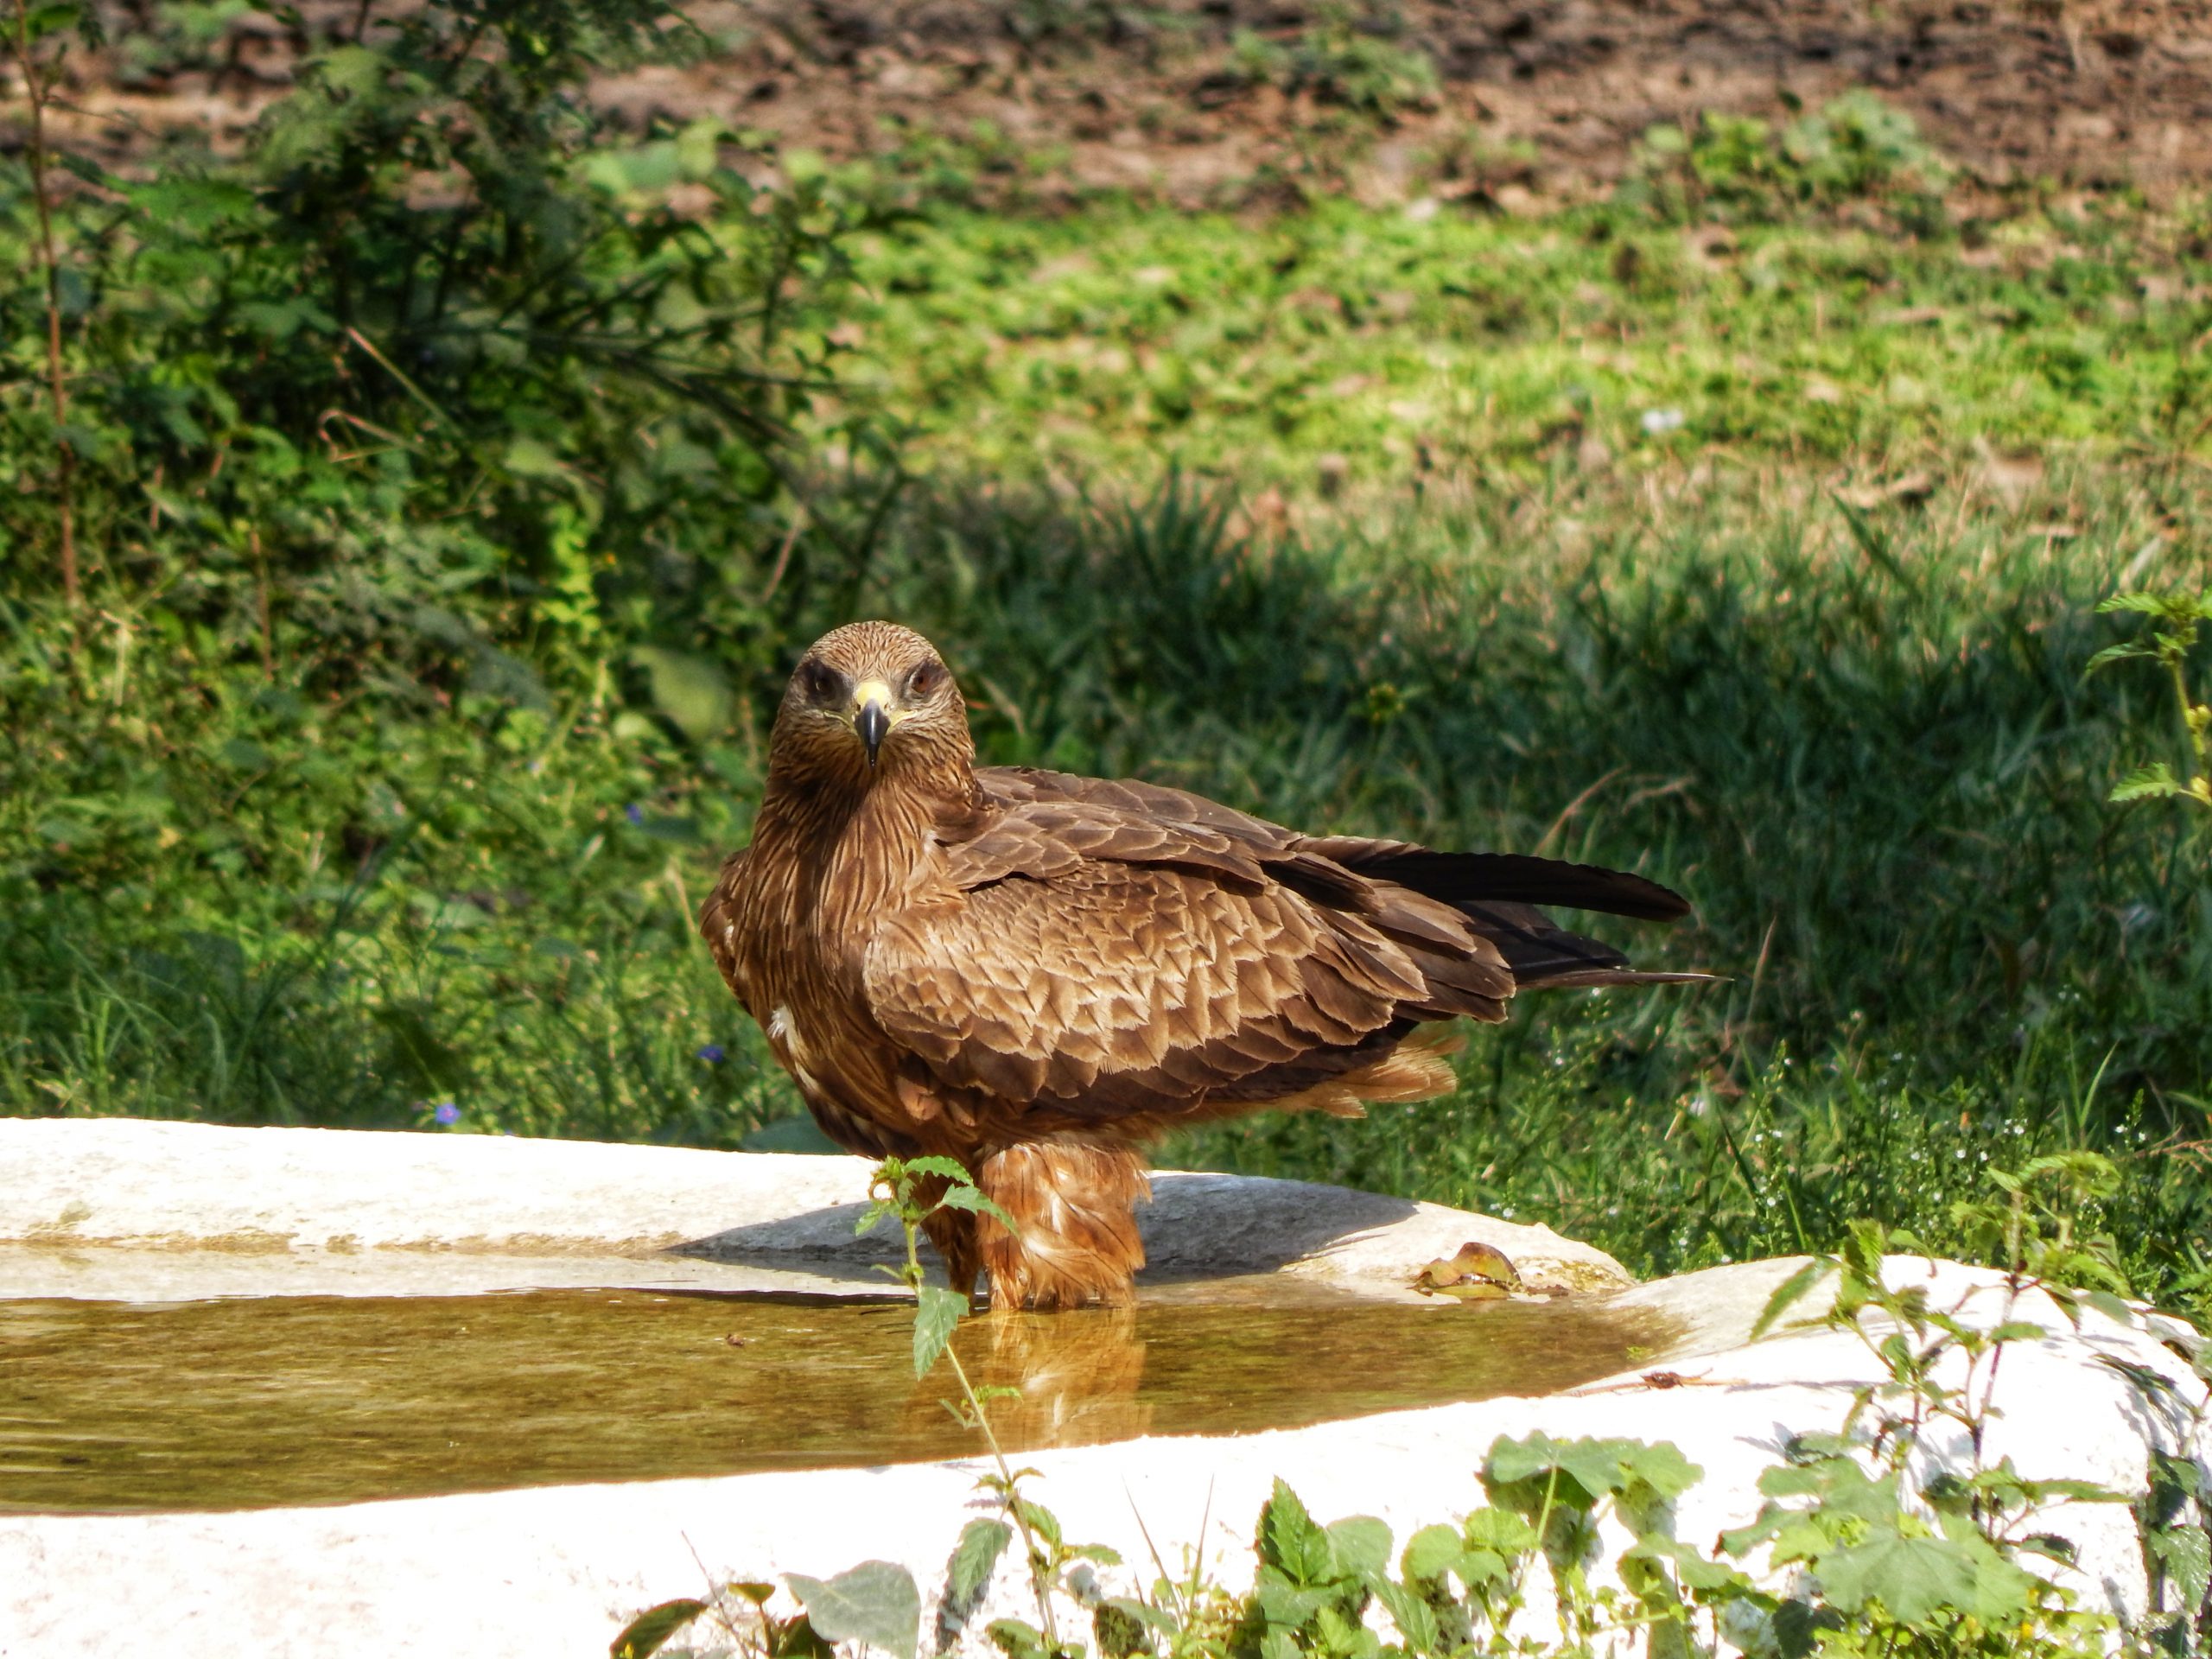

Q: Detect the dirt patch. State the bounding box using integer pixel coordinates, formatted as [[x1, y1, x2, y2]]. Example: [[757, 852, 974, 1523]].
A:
[[15, 0, 2212, 198], [696, 0, 2212, 200]]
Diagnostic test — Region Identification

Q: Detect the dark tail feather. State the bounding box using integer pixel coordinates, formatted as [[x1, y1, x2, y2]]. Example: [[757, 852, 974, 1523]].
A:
[[1522, 967, 1719, 989], [1452, 898, 1718, 993], [1312, 846, 1691, 923]]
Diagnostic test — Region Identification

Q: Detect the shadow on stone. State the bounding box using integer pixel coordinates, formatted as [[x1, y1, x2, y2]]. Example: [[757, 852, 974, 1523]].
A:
[[667, 1173, 1431, 1287], [1135, 1173, 1424, 1275]]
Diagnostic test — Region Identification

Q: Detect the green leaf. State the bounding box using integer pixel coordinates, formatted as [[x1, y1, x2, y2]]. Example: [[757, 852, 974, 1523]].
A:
[[1815, 1529, 2032, 1624], [938, 1516, 1012, 1648], [2096, 591, 2210, 617], [1325, 1515, 1392, 1579], [1617, 1440, 1704, 1503], [2152, 1522, 2212, 1611], [1254, 1578, 1325, 1628], [912, 1285, 967, 1377], [1109, 1598, 1179, 1635], [1091, 1598, 1158, 1659], [2015, 1533, 2077, 1566], [935, 1184, 1017, 1229], [2021, 1476, 2127, 1505], [1839, 1217, 1887, 1285], [1460, 1505, 1539, 1555], [1455, 1547, 1513, 1588], [1308, 1602, 1376, 1659], [2083, 641, 2154, 674], [1402, 1522, 1464, 1586], [900, 1154, 975, 1184], [611, 1598, 709, 1659], [1752, 1257, 1836, 1339], [2111, 763, 2183, 803], [786, 1562, 921, 1659], [1258, 1479, 1335, 1586], [1482, 1433, 1698, 1513], [1483, 1432, 1595, 1508], [1011, 1496, 1063, 1551], [1369, 1577, 1440, 1650], [128, 177, 257, 231], [947, 1518, 1012, 1605]]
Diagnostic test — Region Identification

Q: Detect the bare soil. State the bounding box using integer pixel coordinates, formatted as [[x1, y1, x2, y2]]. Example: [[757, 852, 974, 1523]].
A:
[[25, 0, 2212, 199]]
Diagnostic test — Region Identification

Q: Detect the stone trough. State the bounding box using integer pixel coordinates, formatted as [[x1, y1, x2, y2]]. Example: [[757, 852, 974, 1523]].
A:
[[0, 1117, 2202, 1657]]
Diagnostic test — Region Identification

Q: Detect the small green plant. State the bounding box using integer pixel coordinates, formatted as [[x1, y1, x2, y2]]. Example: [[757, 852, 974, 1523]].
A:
[[2, 0, 96, 609], [1621, 92, 1953, 228], [2090, 593, 2212, 813], [1224, 5, 1435, 124], [1738, 1156, 2171, 1655], [855, 1155, 1135, 1659], [1756, 1156, 2132, 1459]]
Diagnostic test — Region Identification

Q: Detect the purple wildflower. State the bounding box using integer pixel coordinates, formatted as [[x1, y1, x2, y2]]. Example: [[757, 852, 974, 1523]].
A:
[[625, 804, 644, 825], [696, 1044, 726, 1064], [434, 1102, 461, 1126]]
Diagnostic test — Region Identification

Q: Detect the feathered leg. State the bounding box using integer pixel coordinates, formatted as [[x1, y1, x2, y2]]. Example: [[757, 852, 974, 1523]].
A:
[[973, 1141, 1151, 1310]]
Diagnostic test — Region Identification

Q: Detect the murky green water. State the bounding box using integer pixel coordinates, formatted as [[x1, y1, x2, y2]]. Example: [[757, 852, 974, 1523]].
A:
[[0, 1281, 1675, 1514]]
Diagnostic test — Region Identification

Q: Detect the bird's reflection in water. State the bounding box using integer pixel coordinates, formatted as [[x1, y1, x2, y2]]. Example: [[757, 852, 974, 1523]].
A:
[[911, 1305, 1151, 1448]]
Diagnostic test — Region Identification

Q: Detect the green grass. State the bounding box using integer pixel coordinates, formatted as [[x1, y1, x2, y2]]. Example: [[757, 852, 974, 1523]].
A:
[[840, 191, 2212, 493], [8, 144, 2212, 1311]]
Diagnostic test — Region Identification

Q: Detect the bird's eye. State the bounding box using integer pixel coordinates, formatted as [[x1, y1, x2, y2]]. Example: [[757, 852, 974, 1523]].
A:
[[798, 660, 842, 704], [906, 662, 945, 700]]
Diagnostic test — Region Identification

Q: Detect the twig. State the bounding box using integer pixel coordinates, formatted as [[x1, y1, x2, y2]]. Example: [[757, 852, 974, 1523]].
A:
[[758, 506, 806, 604], [11, 0, 80, 610], [344, 325, 452, 428], [1534, 766, 1624, 856], [251, 526, 275, 681]]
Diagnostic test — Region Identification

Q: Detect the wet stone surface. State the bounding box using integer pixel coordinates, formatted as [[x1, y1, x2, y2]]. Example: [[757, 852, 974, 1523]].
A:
[[0, 1281, 1678, 1513]]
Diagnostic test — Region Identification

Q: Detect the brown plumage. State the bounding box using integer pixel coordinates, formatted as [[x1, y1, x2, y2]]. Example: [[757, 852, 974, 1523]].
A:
[[701, 621, 1704, 1310]]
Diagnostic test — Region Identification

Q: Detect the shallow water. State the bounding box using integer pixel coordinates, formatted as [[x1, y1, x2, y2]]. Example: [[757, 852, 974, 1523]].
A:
[[0, 1281, 1676, 1513]]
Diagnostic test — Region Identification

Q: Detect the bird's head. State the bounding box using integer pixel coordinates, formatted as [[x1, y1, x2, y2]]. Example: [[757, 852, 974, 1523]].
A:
[[770, 620, 972, 790]]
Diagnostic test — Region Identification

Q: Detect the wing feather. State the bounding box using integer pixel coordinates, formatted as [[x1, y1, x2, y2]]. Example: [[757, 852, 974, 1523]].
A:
[[976, 766, 1697, 985], [864, 791, 1520, 1120]]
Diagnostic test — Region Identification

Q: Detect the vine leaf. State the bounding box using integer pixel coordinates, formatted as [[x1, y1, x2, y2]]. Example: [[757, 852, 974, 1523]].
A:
[[610, 1598, 709, 1659], [786, 1561, 922, 1659], [936, 1518, 1013, 1650], [2110, 763, 2181, 803], [1752, 1256, 1837, 1340], [912, 1284, 967, 1378]]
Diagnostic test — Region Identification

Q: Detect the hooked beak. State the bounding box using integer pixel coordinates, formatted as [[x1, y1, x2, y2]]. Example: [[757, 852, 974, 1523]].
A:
[[850, 679, 894, 767]]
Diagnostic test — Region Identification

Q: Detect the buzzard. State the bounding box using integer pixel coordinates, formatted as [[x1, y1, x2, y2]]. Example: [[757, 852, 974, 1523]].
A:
[[702, 621, 1700, 1310]]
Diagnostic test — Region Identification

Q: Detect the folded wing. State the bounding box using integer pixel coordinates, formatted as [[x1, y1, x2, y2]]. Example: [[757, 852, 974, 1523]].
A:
[[976, 766, 1701, 989], [862, 793, 1513, 1121]]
